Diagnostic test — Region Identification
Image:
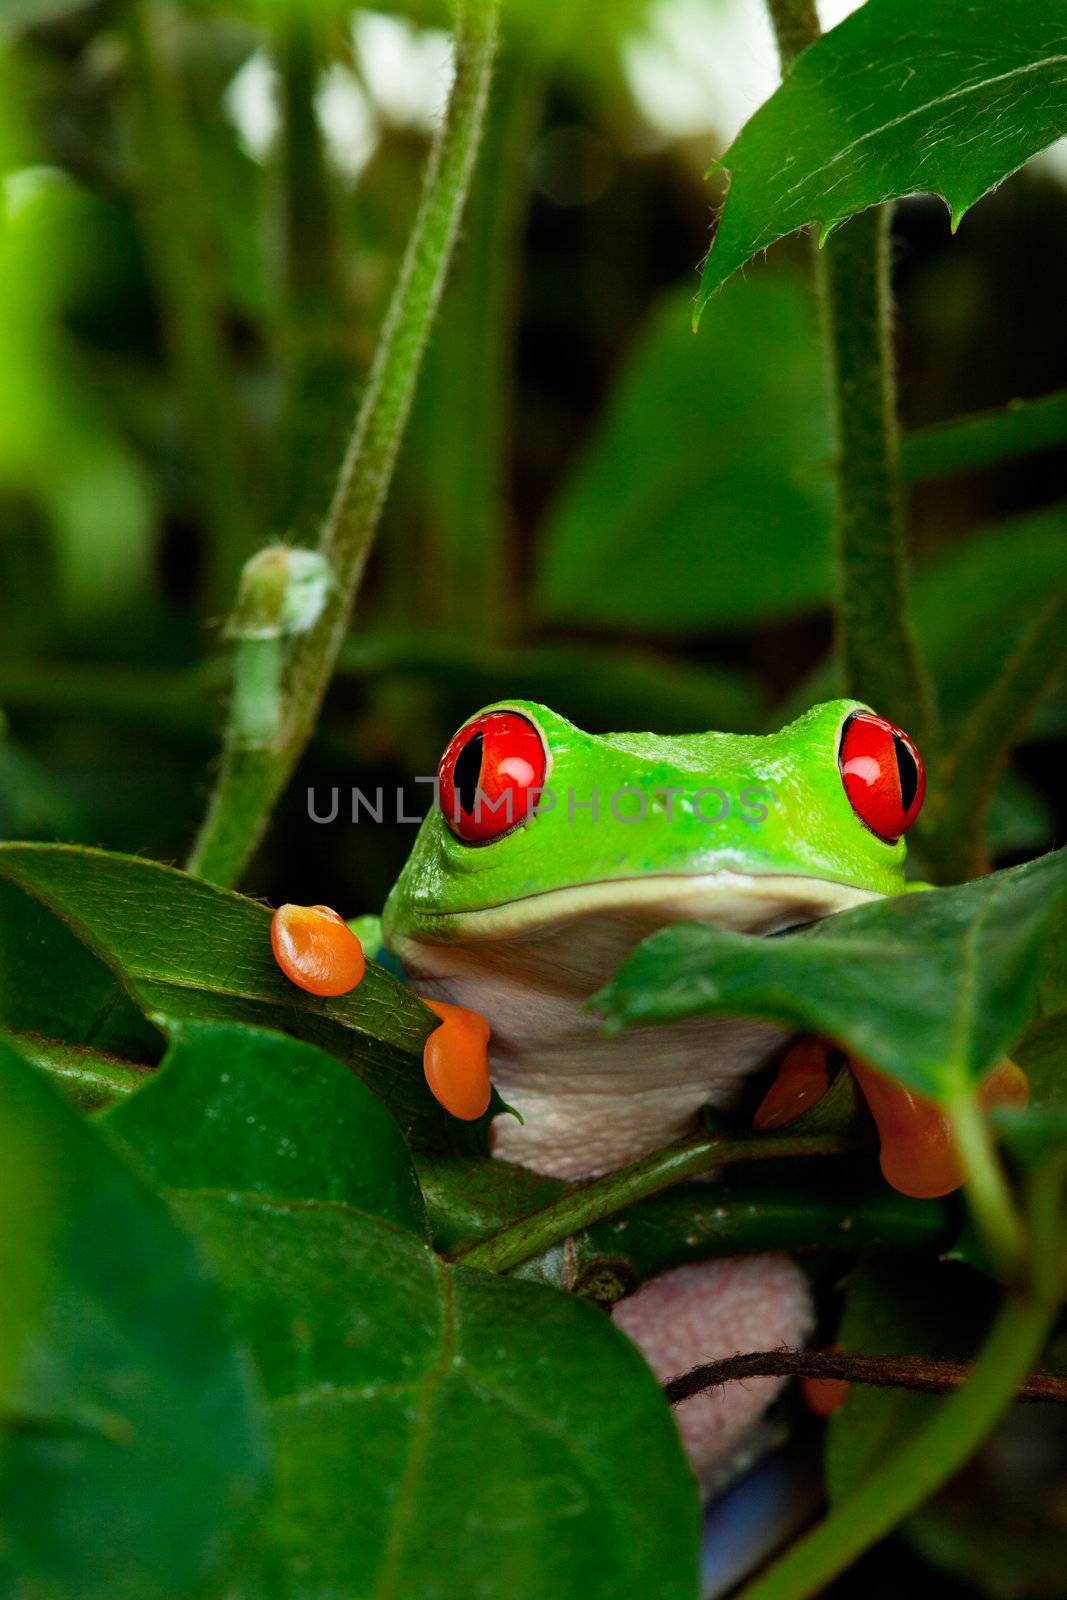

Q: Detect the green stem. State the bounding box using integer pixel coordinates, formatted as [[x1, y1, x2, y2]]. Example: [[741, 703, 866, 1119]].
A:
[[816, 210, 936, 749], [765, 0, 936, 753], [950, 1088, 1027, 1279], [126, 0, 252, 611], [920, 591, 1067, 881], [766, 0, 820, 70], [456, 1130, 860, 1274], [733, 1287, 1056, 1600], [188, 0, 501, 886]]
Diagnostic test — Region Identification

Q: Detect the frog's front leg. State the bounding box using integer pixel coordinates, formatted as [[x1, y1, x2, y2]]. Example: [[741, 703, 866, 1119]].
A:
[[612, 1256, 813, 1488]]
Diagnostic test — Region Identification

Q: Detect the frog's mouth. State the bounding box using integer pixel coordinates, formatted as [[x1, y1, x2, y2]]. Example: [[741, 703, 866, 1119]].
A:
[[393, 869, 878, 996], [403, 869, 876, 944]]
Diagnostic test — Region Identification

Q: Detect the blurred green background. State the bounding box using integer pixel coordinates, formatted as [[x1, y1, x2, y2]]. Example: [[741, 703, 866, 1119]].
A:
[[1, 0, 1065, 913]]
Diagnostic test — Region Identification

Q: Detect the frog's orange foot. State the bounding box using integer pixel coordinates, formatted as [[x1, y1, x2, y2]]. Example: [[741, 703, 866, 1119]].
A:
[[755, 1039, 1029, 1200], [800, 1347, 851, 1417], [271, 903, 365, 996], [422, 1000, 492, 1121], [752, 1038, 834, 1130]]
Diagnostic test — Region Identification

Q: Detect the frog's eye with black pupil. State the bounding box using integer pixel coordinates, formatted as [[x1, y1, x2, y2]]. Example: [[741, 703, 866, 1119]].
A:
[[438, 711, 547, 843], [838, 711, 925, 843]]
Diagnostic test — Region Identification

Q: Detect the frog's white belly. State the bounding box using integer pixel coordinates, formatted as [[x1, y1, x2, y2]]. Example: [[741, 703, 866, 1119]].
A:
[[393, 870, 877, 1178]]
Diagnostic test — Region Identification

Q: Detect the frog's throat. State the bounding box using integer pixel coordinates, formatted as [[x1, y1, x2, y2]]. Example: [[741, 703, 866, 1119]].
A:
[[391, 868, 877, 950]]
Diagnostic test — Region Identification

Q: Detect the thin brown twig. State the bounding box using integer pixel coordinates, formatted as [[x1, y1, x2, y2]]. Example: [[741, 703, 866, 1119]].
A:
[[664, 1346, 1067, 1406]]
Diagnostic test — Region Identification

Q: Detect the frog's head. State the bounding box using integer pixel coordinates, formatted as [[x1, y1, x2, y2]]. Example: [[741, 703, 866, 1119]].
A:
[[383, 698, 925, 959]]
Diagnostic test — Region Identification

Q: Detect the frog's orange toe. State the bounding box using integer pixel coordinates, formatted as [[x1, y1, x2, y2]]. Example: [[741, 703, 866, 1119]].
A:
[[422, 1000, 491, 1121], [753, 1039, 832, 1130], [850, 1061, 961, 1199], [850, 1055, 1031, 1201], [979, 1056, 1029, 1112], [801, 1348, 851, 1417], [271, 903, 365, 997]]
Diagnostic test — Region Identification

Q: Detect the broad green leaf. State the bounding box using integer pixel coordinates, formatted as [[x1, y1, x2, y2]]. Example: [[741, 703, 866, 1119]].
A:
[[174, 1197, 699, 1599], [0, 1033, 269, 1599], [0, 875, 162, 1065], [825, 1261, 994, 1505], [108, 1020, 427, 1236], [534, 274, 833, 632], [594, 849, 1067, 1104], [1013, 1012, 1067, 1108], [0, 842, 474, 1152], [107, 1021, 700, 1597], [910, 506, 1067, 721], [698, 0, 1067, 310]]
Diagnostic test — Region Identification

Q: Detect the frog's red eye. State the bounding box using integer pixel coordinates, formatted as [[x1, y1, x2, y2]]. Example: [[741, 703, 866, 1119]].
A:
[[838, 711, 925, 843], [438, 710, 547, 843]]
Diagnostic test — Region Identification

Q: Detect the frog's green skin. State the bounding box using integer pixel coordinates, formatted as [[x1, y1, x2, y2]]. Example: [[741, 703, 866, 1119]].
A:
[[381, 697, 910, 1180]]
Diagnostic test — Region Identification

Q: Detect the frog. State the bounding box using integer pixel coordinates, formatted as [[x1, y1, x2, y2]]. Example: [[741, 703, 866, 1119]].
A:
[[274, 696, 936, 1484]]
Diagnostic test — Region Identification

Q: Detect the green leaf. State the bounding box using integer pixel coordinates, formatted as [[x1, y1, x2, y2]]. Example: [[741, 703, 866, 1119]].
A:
[[181, 1198, 699, 1598], [594, 849, 1067, 1104], [108, 1019, 427, 1234], [107, 1020, 700, 1596], [0, 1032, 269, 1599], [901, 387, 1067, 483], [535, 274, 833, 632], [0, 874, 163, 1065], [911, 505, 1067, 721], [697, 0, 1067, 310], [13, 1034, 154, 1111], [1014, 1011, 1067, 1106], [0, 842, 473, 1152]]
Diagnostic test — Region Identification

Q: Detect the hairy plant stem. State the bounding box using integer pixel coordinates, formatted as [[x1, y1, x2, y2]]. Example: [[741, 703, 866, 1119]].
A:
[[456, 1130, 863, 1274], [188, 0, 501, 885], [765, 0, 936, 756], [665, 1348, 1067, 1406]]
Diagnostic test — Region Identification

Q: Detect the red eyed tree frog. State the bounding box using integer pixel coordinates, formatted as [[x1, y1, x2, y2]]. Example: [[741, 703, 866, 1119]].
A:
[[272, 697, 1025, 1484]]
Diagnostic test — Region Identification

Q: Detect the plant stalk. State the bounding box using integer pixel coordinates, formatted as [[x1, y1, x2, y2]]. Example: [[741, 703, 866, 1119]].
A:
[[664, 1347, 1067, 1406], [456, 1129, 863, 1274], [765, 0, 936, 755], [188, 0, 501, 885]]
